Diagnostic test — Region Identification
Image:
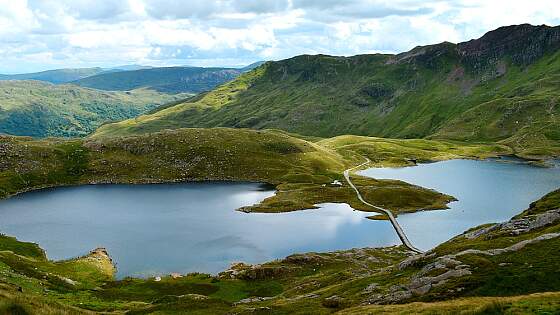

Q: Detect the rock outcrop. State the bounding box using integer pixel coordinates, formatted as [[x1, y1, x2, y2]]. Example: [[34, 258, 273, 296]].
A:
[[464, 208, 560, 239], [364, 205, 560, 305], [220, 262, 294, 280]]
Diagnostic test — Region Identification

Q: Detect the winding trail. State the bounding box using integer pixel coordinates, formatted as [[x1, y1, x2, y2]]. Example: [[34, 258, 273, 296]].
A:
[[343, 158, 424, 254]]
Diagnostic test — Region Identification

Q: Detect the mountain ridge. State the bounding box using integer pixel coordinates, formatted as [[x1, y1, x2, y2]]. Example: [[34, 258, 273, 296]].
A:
[[71, 66, 243, 94], [0, 67, 106, 84], [93, 24, 560, 158], [71, 62, 265, 94], [0, 62, 264, 89]]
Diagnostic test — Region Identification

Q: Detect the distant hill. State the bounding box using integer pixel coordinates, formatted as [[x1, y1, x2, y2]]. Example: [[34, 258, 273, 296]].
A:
[[108, 65, 154, 71], [0, 68, 106, 84], [240, 61, 266, 72], [0, 81, 189, 137], [0, 63, 263, 93], [94, 24, 560, 158], [71, 66, 244, 94], [0, 65, 153, 84]]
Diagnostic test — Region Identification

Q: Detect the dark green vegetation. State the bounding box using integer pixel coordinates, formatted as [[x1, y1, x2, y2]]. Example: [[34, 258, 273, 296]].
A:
[[0, 81, 190, 137], [73, 66, 244, 94], [0, 63, 266, 138], [0, 67, 106, 84], [96, 24, 560, 159], [0, 186, 558, 314], [0, 128, 505, 214]]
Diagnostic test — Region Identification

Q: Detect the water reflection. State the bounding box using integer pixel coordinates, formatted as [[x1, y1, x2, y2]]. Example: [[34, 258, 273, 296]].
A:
[[0, 183, 398, 277]]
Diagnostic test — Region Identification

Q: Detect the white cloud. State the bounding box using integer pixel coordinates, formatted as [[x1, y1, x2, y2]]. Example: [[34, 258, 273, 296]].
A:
[[0, 0, 558, 73]]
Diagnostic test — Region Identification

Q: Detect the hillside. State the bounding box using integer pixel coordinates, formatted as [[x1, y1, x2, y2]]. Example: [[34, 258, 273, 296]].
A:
[[0, 128, 506, 214], [72, 66, 244, 94], [94, 24, 560, 158], [240, 61, 266, 71], [0, 68, 106, 84], [0, 81, 189, 137]]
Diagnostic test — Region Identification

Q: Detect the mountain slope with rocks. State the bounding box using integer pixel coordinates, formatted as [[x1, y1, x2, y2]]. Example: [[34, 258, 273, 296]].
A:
[[95, 24, 560, 158]]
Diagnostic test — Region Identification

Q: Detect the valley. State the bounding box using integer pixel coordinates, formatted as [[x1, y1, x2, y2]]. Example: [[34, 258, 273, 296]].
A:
[[0, 21, 559, 314], [0, 81, 190, 137], [0, 63, 262, 138]]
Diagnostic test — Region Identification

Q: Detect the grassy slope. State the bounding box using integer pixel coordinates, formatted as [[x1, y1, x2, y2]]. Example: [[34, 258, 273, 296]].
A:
[[317, 135, 510, 167], [339, 292, 560, 314], [0, 81, 190, 137], [0, 189, 558, 314], [93, 26, 560, 158], [0, 128, 506, 215], [72, 67, 242, 94], [432, 49, 560, 158], [91, 66, 267, 138]]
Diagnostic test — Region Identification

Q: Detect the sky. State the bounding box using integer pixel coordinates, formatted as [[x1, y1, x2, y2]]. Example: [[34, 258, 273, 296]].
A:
[[0, 0, 559, 74]]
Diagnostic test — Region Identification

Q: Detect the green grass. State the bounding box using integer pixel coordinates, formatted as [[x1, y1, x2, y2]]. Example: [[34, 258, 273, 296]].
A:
[[92, 66, 266, 138], [243, 177, 456, 215], [338, 292, 560, 314], [0, 235, 45, 260], [467, 238, 560, 296], [317, 135, 511, 167]]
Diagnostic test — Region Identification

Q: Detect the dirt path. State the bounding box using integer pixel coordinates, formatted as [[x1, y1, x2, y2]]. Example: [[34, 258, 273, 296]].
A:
[[343, 159, 424, 254]]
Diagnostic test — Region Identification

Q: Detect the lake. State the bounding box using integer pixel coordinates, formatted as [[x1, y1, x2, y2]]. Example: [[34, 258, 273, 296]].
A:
[[359, 158, 560, 250], [1, 158, 558, 277], [0, 182, 399, 278]]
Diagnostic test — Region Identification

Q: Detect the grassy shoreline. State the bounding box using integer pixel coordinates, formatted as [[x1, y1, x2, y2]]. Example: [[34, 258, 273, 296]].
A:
[[0, 128, 513, 216]]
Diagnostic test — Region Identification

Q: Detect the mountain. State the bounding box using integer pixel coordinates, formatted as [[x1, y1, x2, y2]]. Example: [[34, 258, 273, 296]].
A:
[[0, 61, 264, 93], [108, 64, 154, 71], [94, 24, 560, 158], [0, 81, 189, 137], [0, 67, 106, 84], [240, 60, 266, 71], [72, 66, 244, 94]]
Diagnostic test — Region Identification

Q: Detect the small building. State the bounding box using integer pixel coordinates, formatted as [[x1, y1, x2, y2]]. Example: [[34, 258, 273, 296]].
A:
[[330, 180, 343, 187]]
